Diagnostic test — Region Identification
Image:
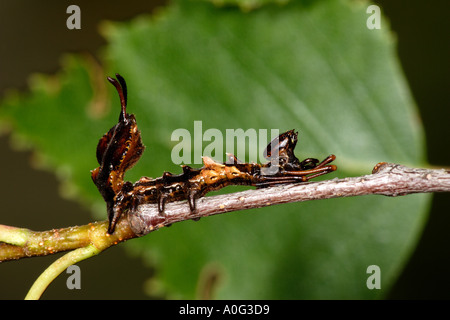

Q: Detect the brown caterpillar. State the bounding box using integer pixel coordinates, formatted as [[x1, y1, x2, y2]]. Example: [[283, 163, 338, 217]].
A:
[[91, 74, 337, 234]]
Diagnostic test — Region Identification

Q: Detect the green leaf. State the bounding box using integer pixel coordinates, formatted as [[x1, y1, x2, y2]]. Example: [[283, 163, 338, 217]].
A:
[[195, 0, 290, 11], [0, 0, 430, 299]]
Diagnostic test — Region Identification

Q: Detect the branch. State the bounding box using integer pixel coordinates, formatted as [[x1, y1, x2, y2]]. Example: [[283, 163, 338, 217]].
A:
[[0, 219, 136, 262], [2, 162, 449, 260], [128, 162, 450, 235], [1, 162, 449, 299]]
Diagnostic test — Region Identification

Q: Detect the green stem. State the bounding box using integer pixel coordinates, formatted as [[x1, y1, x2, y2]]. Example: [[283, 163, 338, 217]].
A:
[[24, 244, 100, 300]]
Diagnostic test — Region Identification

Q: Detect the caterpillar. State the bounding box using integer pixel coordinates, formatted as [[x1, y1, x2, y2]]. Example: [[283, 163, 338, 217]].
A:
[[91, 74, 337, 234]]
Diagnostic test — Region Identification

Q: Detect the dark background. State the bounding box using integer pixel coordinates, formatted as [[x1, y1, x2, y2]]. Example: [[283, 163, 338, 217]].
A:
[[0, 1, 448, 299]]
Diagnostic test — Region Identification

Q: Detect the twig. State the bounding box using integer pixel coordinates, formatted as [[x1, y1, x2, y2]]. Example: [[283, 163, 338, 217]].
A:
[[1, 162, 449, 260], [128, 162, 450, 235], [0, 218, 136, 262], [1, 162, 449, 299]]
